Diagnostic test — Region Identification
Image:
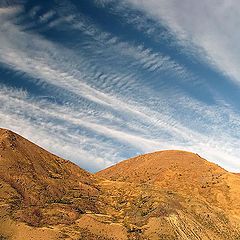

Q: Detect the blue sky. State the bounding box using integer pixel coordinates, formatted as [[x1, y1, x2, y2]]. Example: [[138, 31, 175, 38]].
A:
[[0, 0, 240, 172]]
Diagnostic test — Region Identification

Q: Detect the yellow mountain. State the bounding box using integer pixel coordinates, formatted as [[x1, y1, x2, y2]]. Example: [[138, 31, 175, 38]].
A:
[[1, 129, 240, 239]]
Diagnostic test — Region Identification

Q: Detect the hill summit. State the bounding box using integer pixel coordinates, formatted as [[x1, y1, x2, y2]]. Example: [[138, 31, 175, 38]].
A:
[[1, 129, 240, 240], [97, 150, 226, 184]]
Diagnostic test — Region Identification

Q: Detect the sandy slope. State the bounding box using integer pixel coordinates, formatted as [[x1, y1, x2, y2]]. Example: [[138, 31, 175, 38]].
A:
[[1, 129, 240, 239]]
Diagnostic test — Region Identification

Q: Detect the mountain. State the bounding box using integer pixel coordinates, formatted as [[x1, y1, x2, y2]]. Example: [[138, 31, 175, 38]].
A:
[[0, 129, 103, 239], [1, 129, 240, 240], [97, 150, 240, 239], [97, 150, 236, 209]]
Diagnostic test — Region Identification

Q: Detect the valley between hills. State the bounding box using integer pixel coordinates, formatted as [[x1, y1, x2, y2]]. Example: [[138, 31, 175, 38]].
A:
[[0, 128, 240, 240]]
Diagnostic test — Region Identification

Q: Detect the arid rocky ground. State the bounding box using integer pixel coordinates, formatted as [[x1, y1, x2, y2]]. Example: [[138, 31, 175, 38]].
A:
[[1, 128, 240, 239]]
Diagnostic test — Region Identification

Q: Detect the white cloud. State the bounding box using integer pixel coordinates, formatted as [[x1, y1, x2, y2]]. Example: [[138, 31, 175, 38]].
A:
[[125, 0, 240, 84], [0, 86, 115, 171], [0, 3, 240, 173]]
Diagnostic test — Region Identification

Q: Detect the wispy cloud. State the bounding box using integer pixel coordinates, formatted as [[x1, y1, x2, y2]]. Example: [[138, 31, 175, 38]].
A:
[[0, 2, 240, 173], [1, 82, 239, 172], [124, 0, 240, 85]]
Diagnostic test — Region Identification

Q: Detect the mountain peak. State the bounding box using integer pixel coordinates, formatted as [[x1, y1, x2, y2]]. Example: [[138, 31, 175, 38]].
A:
[[0, 129, 101, 228], [1, 130, 240, 240], [97, 150, 226, 184]]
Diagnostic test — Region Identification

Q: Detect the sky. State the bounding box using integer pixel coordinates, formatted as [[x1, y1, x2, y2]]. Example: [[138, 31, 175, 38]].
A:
[[0, 0, 240, 173]]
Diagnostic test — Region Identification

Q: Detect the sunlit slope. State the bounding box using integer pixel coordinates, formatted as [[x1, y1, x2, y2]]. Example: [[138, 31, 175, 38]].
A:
[[97, 150, 240, 239], [1, 129, 240, 239]]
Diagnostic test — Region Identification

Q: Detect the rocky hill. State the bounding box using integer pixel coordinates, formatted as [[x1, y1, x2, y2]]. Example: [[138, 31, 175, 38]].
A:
[[1, 129, 240, 239], [0, 129, 103, 239]]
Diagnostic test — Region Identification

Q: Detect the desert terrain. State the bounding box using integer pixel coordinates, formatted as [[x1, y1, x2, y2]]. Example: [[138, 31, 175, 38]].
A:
[[0, 128, 240, 239]]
